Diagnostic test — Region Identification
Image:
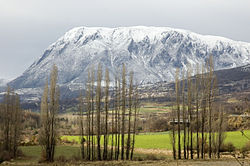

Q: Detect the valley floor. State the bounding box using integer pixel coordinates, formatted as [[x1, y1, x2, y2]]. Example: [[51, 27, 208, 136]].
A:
[[1, 145, 249, 166], [1, 130, 249, 165]]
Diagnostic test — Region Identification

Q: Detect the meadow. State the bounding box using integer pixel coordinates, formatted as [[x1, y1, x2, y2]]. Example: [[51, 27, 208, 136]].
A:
[[16, 130, 249, 164], [61, 130, 250, 150], [20, 146, 80, 162]]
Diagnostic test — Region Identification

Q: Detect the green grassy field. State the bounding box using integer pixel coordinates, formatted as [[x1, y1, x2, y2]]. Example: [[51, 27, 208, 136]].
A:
[[62, 130, 250, 150], [19, 146, 80, 162], [17, 130, 249, 164], [139, 105, 191, 113], [19, 145, 166, 162]]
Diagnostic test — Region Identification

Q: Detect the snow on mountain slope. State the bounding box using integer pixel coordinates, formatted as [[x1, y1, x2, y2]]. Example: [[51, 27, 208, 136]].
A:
[[9, 26, 250, 92]]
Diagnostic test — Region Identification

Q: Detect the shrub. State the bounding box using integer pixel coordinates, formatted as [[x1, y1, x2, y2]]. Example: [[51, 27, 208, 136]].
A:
[[70, 154, 81, 161], [240, 141, 250, 154], [62, 137, 71, 144], [221, 142, 236, 153], [38, 149, 46, 163], [144, 153, 164, 160], [56, 155, 68, 162], [151, 119, 169, 132], [71, 139, 77, 145], [33, 130, 39, 135], [0, 148, 23, 163], [133, 156, 144, 161], [16, 149, 25, 158], [0, 151, 12, 163]]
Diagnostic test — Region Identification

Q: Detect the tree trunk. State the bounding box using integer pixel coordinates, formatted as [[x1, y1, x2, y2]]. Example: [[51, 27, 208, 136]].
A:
[[195, 65, 200, 159], [126, 71, 133, 160], [121, 64, 126, 160], [172, 106, 176, 160], [96, 64, 102, 160], [181, 73, 186, 159], [175, 68, 181, 159], [131, 85, 139, 160], [103, 68, 110, 160], [91, 67, 95, 160], [117, 77, 121, 160]]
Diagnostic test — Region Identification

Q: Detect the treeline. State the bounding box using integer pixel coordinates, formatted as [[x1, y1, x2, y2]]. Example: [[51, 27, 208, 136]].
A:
[[171, 56, 225, 160], [78, 64, 139, 161], [0, 87, 22, 161]]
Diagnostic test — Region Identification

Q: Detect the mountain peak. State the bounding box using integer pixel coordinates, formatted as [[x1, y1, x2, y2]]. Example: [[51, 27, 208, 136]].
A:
[[9, 26, 250, 91]]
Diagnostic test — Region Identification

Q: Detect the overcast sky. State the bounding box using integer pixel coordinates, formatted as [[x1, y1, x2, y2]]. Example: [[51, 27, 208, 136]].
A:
[[0, 0, 250, 80]]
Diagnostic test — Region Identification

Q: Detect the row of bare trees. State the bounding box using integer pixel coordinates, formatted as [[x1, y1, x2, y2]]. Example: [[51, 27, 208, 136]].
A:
[[78, 64, 140, 161], [0, 87, 22, 159], [171, 56, 225, 160], [38, 64, 140, 162]]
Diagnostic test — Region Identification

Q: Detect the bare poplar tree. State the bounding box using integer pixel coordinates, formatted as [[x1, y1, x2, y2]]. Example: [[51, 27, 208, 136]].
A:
[[78, 91, 85, 159], [171, 106, 176, 160], [175, 68, 181, 159], [1, 86, 22, 158], [130, 84, 139, 160], [201, 64, 206, 159], [86, 70, 91, 160], [181, 72, 186, 159], [12, 94, 21, 158], [103, 68, 110, 160], [96, 64, 102, 160], [90, 67, 95, 160], [207, 55, 214, 159], [110, 98, 114, 160], [187, 66, 193, 159], [3, 87, 12, 154], [217, 105, 224, 158], [195, 64, 201, 159], [39, 64, 59, 162], [49, 65, 60, 162], [114, 76, 119, 160], [115, 76, 121, 160], [121, 64, 126, 160], [126, 71, 133, 160], [118, 77, 121, 160], [40, 79, 49, 160]]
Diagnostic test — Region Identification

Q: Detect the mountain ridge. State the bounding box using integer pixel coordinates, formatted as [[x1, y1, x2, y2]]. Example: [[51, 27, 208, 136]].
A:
[[9, 26, 250, 92]]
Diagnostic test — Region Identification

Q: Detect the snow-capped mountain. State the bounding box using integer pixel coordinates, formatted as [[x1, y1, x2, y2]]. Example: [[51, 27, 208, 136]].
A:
[[9, 26, 250, 93]]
